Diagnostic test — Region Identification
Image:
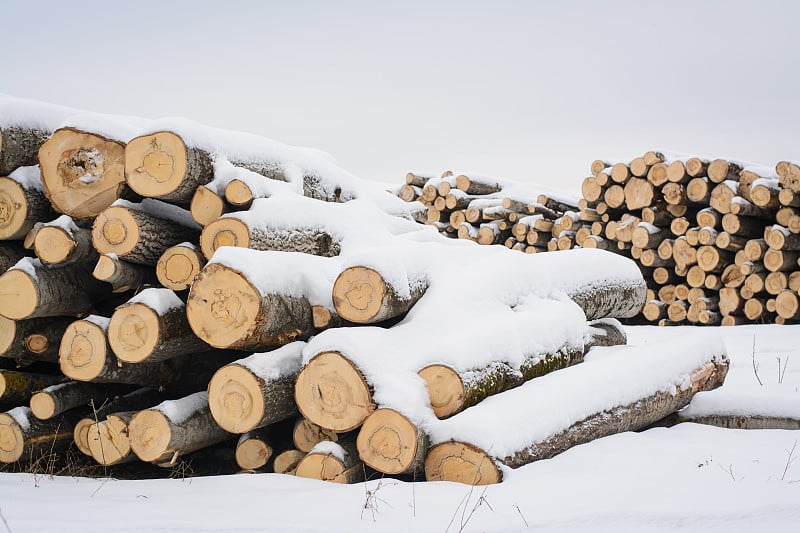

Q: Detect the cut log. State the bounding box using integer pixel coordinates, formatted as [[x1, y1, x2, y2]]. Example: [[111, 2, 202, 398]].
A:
[[0, 172, 56, 240], [707, 159, 742, 183], [0, 315, 76, 365], [763, 249, 799, 272], [199, 216, 339, 260], [293, 417, 338, 453], [87, 410, 137, 466], [190, 186, 229, 227], [696, 208, 722, 229], [765, 225, 800, 251], [311, 306, 347, 330], [92, 254, 153, 293], [581, 177, 603, 203], [720, 263, 746, 288], [186, 262, 315, 350], [294, 351, 375, 433], [709, 181, 737, 214], [0, 126, 52, 176], [777, 161, 800, 192], [672, 237, 697, 268], [424, 441, 503, 485], [623, 177, 654, 210], [686, 177, 712, 204], [206, 344, 301, 433], [631, 223, 668, 249], [729, 197, 773, 218], [610, 163, 630, 184], [108, 288, 209, 364], [0, 370, 63, 406], [603, 184, 625, 209], [33, 217, 96, 266], [295, 438, 364, 484], [744, 238, 769, 262], [697, 246, 733, 273], [591, 160, 610, 175], [662, 183, 687, 206], [455, 175, 501, 195], [0, 258, 113, 320], [357, 408, 428, 476], [235, 426, 276, 470], [38, 128, 133, 219], [642, 300, 667, 321], [92, 201, 200, 266], [685, 157, 709, 178], [719, 287, 744, 315], [775, 290, 800, 320], [750, 179, 781, 209], [721, 214, 764, 237], [418, 345, 584, 419], [670, 217, 691, 237], [273, 449, 305, 475], [665, 160, 689, 184], [744, 298, 767, 320], [0, 407, 78, 463], [30, 381, 129, 421], [128, 391, 232, 465], [779, 188, 800, 208]]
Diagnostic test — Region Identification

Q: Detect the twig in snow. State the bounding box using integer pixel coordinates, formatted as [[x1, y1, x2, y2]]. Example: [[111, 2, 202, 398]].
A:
[[720, 463, 737, 482], [781, 440, 798, 481], [0, 507, 11, 533], [778, 356, 790, 384], [752, 336, 763, 386], [514, 503, 529, 528]]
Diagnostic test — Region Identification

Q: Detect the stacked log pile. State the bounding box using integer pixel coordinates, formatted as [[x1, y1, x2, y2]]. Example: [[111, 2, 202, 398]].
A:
[[0, 97, 733, 487], [399, 155, 800, 325]]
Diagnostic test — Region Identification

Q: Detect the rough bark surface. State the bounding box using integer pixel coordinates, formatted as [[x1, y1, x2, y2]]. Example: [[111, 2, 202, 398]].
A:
[[0, 316, 76, 365], [0, 407, 79, 463], [0, 370, 63, 405], [0, 127, 50, 175]]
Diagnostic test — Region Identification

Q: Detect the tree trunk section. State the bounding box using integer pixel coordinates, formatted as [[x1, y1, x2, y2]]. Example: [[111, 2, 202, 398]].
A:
[[33, 222, 97, 266], [156, 243, 206, 292], [235, 426, 276, 470], [30, 381, 131, 421], [332, 266, 427, 324], [0, 174, 56, 240], [92, 254, 153, 293], [273, 449, 305, 475], [0, 370, 63, 406], [424, 441, 503, 485], [0, 127, 50, 176], [293, 417, 338, 453], [295, 437, 364, 484], [0, 406, 79, 463], [357, 408, 428, 476], [190, 185, 229, 227]]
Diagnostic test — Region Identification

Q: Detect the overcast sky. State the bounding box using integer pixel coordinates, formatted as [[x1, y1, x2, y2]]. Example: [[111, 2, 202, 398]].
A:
[[2, 0, 798, 194]]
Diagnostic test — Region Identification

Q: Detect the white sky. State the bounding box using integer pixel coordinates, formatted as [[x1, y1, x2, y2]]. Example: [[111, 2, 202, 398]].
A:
[[1, 0, 798, 194]]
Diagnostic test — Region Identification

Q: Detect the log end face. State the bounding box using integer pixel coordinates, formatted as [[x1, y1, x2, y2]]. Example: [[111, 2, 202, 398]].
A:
[[108, 303, 160, 363], [125, 132, 187, 198], [332, 267, 387, 324], [235, 437, 272, 470], [59, 319, 107, 381], [357, 408, 419, 475], [73, 418, 95, 456], [29, 391, 56, 420], [0, 269, 37, 320], [92, 206, 139, 257], [0, 315, 15, 355], [424, 442, 500, 485], [207, 364, 265, 433], [34, 226, 75, 264], [92, 254, 117, 281], [190, 186, 225, 227], [293, 418, 338, 453], [225, 179, 255, 208], [294, 351, 374, 433], [186, 264, 261, 349], [418, 365, 465, 419], [295, 452, 347, 483], [156, 245, 203, 291], [129, 409, 172, 463], [0, 412, 24, 463], [88, 416, 130, 466], [273, 449, 305, 475], [0, 177, 29, 240], [199, 218, 250, 260]]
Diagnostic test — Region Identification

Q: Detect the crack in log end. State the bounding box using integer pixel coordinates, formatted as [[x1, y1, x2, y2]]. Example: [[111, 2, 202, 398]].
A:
[[57, 147, 106, 189], [344, 281, 375, 312]]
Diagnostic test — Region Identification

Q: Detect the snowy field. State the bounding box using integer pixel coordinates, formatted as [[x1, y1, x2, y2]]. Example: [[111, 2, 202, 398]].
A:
[[0, 324, 797, 533]]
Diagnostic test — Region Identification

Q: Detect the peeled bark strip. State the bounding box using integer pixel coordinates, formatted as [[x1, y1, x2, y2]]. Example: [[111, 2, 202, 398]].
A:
[[293, 417, 338, 453], [92, 204, 200, 265], [295, 438, 364, 484], [187, 263, 314, 350], [294, 351, 375, 432], [0, 259, 112, 320], [273, 449, 305, 475], [128, 391, 232, 465], [0, 126, 50, 175], [235, 427, 275, 470], [156, 243, 206, 292], [0, 407, 77, 463], [38, 128, 132, 219], [0, 315, 76, 365], [33, 221, 96, 265], [357, 408, 428, 476], [92, 254, 152, 293], [0, 174, 56, 240], [190, 186, 229, 227], [199, 217, 339, 260], [207, 352, 299, 434], [0, 370, 63, 405], [424, 441, 502, 485], [30, 381, 129, 421], [332, 266, 427, 324], [108, 288, 209, 364], [419, 346, 584, 419]]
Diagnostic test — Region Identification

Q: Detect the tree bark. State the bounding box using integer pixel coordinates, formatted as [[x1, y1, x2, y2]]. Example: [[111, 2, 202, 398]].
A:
[[0, 370, 63, 406], [29, 381, 131, 420], [0, 315, 76, 365], [0, 127, 50, 176], [0, 406, 79, 463], [92, 254, 153, 293]]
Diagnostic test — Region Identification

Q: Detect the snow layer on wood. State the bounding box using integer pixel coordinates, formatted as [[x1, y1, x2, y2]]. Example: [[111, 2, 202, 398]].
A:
[[112, 199, 199, 230], [9, 257, 40, 281], [0, 94, 78, 130], [218, 195, 427, 251], [681, 389, 800, 419], [44, 215, 79, 236], [308, 440, 347, 462], [39, 382, 72, 394], [6, 406, 31, 431], [752, 177, 781, 191], [57, 111, 150, 143], [7, 165, 43, 191], [156, 391, 208, 425], [426, 335, 727, 458], [83, 315, 110, 329], [126, 288, 184, 315], [235, 342, 305, 382], [212, 158, 298, 197], [209, 248, 343, 308]]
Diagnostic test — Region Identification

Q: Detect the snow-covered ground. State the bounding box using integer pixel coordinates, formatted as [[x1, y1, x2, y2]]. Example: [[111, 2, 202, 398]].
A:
[[0, 324, 797, 532]]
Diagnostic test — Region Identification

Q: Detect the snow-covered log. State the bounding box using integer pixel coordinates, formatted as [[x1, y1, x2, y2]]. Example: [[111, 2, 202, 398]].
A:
[[29, 381, 129, 421], [0, 406, 81, 464], [424, 337, 728, 484], [92, 199, 200, 266], [356, 408, 428, 476], [0, 258, 112, 320], [107, 288, 209, 364], [186, 249, 340, 350], [190, 185, 229, 227], [207, 343, 303, 433], [0, 315, 76, 365], [332, 265, 428, 324], [273, 449, 305, 475], [0, 168, 56, 240], [128, 391, 232, 465], [234, 426, 278, 470], [92, 254, 153, 293], [33, 216, 96, 265], [295, 438, 364, 484]]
